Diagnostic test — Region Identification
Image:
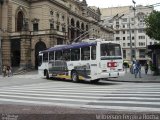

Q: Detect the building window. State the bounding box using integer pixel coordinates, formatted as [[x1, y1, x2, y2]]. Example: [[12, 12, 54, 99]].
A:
[[62, 15, 65, 21], [17, 11, 24, 31], [50, 23, 54, 29], [108, 20, 113, 23], [122, 18, 127, 22], [57, 13, 59, 18], [132, 49, 135, 58], [33, 23, 38, 31], [116, 22, 119, 25], [116, 31, 119, 34], [116, 25, 119, 28], [57, 25, 59, 31], [131, 18, 134, 21], [139, 49, 145, 58], [138, 29, 144, 33], [123, 43, 126, 47], [50, 11, 54, 15], [116, 37, 120, 40], [123, 31, 125, 34], [62, 27, 66, 32], [128, 43, 130, 46], [132, 36, 134, 40], [139, 42, 145, 46], [139, 36, 145, 39], [123, 37, 125, 40]]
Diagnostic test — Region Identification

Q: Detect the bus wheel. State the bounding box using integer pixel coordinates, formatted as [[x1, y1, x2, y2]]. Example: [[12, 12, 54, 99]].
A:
[[90, 79, 100, 83], [46, 71, 49, 79], [71, 71, 79, 82]]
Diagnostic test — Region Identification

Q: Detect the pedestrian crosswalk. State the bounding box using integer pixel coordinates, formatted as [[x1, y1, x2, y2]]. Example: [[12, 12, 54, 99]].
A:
[[0, 82, 160, 112]]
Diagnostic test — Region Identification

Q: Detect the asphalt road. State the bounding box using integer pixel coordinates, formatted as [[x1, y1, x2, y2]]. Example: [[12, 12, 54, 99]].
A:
[[0, 72, 160, 120]]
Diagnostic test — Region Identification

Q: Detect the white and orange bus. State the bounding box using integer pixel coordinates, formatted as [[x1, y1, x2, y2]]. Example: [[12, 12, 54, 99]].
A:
[[38, 38, 125, 83]]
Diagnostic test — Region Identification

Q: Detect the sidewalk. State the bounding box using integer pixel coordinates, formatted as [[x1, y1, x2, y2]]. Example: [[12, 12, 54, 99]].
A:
[[1, 68, 160, 83], [108, 68, 160, 83]]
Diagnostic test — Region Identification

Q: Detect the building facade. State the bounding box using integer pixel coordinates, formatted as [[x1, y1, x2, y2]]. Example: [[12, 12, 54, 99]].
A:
[[100, 5, 159, 65], [0, 0, 113, 70]]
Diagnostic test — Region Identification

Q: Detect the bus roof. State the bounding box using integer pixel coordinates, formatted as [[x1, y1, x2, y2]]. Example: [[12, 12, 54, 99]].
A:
[[41, 42, 97, 53]]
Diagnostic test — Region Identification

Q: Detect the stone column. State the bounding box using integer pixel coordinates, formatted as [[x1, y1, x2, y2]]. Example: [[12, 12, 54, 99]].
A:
[[2, 32, 11, 66], [20, 32, 31, 69]]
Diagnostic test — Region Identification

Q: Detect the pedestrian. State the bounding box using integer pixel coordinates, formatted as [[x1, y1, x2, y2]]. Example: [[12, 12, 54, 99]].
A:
[[144, 62, 149, 74], [133, 63, 136, 74], [2, 65, 7, 77], [134, 60, 141, 78], [130, 60, 136, 74], [6, 65, 12, 77]]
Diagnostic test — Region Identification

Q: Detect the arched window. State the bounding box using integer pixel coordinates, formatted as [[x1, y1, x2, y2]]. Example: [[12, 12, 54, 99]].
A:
[[17, 11, 24, 31]]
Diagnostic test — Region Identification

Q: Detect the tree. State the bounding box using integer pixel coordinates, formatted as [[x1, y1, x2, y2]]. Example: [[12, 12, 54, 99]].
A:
[[145, 10, 160, 41]]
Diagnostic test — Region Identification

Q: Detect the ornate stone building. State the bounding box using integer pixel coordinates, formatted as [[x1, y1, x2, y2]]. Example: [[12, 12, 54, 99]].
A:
[[0, 0, 113, 69]]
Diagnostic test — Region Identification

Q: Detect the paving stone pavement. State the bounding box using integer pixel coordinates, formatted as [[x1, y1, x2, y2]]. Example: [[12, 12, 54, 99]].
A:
[[109, 67, 160, 82]]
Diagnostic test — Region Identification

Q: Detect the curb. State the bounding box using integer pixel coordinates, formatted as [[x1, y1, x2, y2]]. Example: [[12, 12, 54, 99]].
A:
[[107, 79, 160, 83]]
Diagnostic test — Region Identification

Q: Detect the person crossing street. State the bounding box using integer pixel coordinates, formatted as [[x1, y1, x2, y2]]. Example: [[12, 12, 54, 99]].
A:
[[134, 60, 141, 78]]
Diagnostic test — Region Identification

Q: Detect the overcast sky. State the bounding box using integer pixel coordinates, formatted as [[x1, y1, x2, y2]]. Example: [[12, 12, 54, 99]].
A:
[[85, 0, 160, 10]]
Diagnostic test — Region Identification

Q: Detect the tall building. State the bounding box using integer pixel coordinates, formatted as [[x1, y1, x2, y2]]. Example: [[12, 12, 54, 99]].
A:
[[100, 5, 159, 65], [0, 0, 113, 70]]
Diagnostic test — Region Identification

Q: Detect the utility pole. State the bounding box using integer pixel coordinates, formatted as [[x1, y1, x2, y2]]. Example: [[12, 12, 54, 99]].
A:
[[129, 17, 133, 62], [132, 0, 136, 60]]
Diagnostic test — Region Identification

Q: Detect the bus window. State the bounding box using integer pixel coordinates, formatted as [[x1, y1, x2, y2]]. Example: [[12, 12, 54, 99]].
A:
[[63, 49, 71, 61], [115, 46, 121, 56], [81, 46, 90, 60], [43, 52, 48, 62], [71, 48, 80, 61], [91, 46, 96, 60], [101, 43, 121, 56], [55, 51, 62, 60], [101, 43, 122, 60], [49, 51, 54, 61]]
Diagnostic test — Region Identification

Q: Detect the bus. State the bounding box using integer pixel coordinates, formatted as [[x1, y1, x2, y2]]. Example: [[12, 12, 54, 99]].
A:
[[38, 38, 125, 83]]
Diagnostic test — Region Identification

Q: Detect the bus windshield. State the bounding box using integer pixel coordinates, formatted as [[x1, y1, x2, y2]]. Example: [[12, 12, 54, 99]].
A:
[[101, 43, 122, 60]]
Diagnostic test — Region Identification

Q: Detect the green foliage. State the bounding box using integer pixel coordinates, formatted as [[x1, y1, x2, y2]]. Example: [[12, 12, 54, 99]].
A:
[[149, 62, 159, 75], [145, 10, 160, 41], [150, 63, 157, 71]]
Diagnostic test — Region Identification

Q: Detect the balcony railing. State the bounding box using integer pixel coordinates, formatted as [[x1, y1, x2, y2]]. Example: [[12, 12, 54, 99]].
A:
[[10, 29, 67, 37]]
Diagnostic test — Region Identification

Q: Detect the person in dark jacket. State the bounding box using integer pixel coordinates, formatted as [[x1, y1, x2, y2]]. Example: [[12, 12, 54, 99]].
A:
[[135, 60, 141, 78], [144, 62, 149, 74]]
